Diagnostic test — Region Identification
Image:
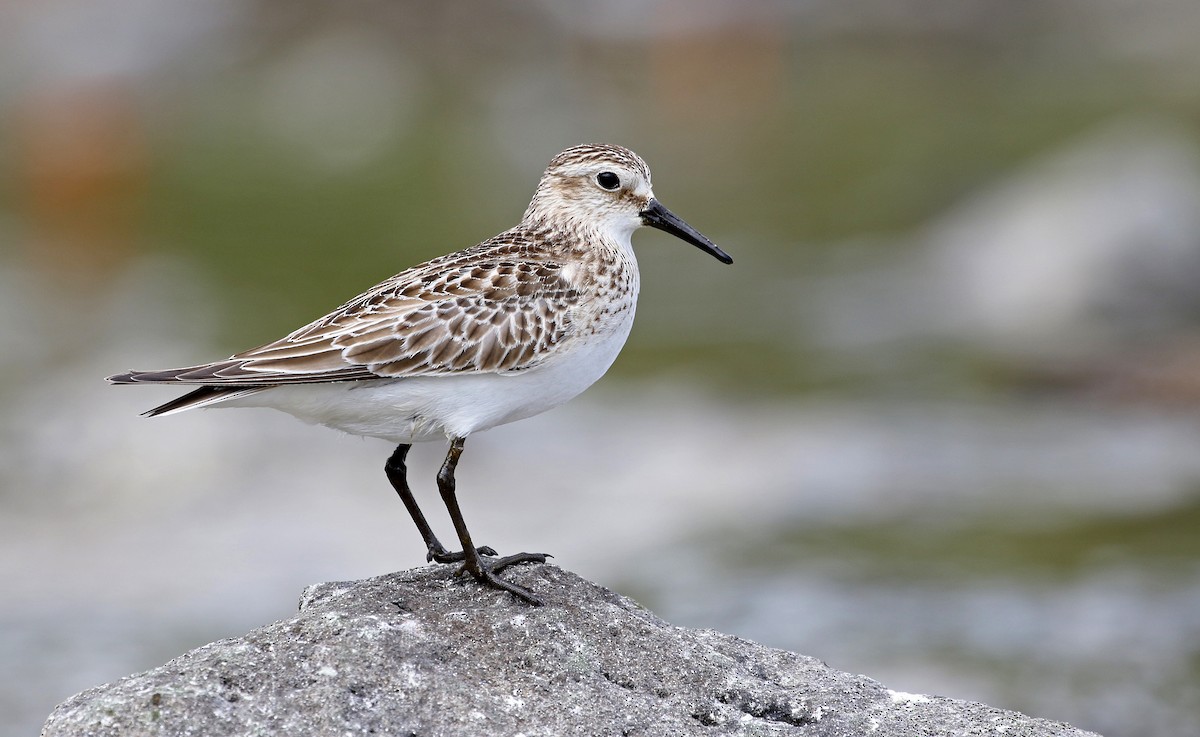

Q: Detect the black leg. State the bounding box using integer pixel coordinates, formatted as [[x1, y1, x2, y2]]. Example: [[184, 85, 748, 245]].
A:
[[384, 443, 496, 563], [436, 436, 549, 606]]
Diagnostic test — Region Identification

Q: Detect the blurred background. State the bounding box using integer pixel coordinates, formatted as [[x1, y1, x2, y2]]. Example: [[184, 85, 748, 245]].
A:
[[3, 1, 1199, 735]]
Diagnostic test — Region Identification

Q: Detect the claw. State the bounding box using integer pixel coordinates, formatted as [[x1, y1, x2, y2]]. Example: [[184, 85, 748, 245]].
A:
[[454, 552, 550, 606]]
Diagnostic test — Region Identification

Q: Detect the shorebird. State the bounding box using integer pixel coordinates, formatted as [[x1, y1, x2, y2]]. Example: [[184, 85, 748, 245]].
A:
[[108, 143, 732, 605]]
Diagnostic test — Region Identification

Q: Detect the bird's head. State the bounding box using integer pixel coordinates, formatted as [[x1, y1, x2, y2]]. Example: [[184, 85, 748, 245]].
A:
[[523, 143, 732, 264]]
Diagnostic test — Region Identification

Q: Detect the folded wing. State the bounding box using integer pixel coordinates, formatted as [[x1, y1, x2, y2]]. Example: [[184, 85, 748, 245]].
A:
[[108, 242, 582, 387]]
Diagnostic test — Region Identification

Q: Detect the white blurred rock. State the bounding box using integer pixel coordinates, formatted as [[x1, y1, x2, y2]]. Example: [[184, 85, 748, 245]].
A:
[[924, 116, 1200, 357]]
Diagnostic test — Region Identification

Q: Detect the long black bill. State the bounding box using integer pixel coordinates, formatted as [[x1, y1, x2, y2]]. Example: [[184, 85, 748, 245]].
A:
[[640, 199, 733, 265]]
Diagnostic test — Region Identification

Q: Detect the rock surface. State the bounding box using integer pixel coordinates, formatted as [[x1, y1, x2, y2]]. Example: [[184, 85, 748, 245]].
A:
[[42, 565, 1100, 737]]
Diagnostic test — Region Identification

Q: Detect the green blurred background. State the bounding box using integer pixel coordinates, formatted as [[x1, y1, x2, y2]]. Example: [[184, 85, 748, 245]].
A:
[[3, 2, 1200, 736]]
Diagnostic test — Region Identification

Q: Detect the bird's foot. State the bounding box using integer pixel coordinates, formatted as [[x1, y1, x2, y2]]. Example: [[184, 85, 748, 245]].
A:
[[456, 552, 552, 606], [426, 544, 498, 564]]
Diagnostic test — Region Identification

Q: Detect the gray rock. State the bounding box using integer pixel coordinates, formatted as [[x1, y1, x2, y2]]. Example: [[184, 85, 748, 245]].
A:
[[42, 565, 1100, 737]]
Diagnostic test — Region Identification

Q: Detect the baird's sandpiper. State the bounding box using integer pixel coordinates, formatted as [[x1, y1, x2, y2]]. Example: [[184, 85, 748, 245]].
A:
[[108, 143, 732, 605]]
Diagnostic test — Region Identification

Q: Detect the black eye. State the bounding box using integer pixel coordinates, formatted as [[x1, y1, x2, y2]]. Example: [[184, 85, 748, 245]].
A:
[[596, 171, 620, 190]]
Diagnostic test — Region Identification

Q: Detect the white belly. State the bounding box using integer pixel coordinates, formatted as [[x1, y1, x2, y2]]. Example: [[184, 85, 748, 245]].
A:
[[222, 310, 636, 444]]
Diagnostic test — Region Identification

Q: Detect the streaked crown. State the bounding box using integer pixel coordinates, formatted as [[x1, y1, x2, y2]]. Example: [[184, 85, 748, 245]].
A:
[[544, 143, 652, 181]]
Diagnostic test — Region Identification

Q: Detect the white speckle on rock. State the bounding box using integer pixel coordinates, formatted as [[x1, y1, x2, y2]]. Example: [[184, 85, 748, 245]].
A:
[[503, 694, 525, 711], [889, 690, 932, 705], [396, 618, 424, 636], [397, 663, 420, 688], [510, 614, 526, 627], [316, 666, 337, 677], [811, 706, 825, 721]]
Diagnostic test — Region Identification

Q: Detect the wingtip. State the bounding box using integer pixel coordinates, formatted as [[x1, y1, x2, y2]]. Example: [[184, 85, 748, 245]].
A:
[[139, 385, 267, 417], [106, 369, 183, 384]]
